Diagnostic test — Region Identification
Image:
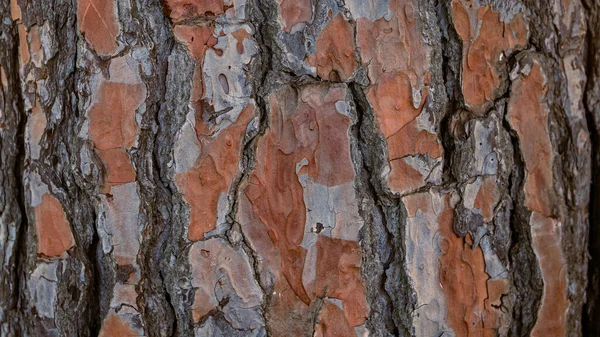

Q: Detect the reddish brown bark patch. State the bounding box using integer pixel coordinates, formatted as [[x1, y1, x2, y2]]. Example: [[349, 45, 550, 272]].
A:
[[356, 0, 430, 86], [18, 23, 29, 66], [77, 0, 120, 55], [164, 0, 226, 22], [0, 66, 7, 89], [508, 61, 567, 336], [34, 194, 75, 257], [88, 81, 144, 191], [174, 24, 218, 62], [173, 24, 218, 112], [28, 26, 43, 67], [387, 118, 443, 160], [176, 104, 254, 241], [314, 237, 367, 327], [10, 0, 21, 20], [98, 148, 136, 185], [438, 197, 506, 336], [355, 0, 442, 194], [452, 1, 527, 114], [473, 175, 501, 222], [387, 158, 427, 193], [307, 13, 358, 81], [88, 83, 143, 151], [241, 84, 366, 333], [98, 312, 139, 337], [367, 72, 427, 139], [507, 62, 554, 217], [277, 0, 312, 32], [314, 301, 358, 337], [530, 212, 567, 337]]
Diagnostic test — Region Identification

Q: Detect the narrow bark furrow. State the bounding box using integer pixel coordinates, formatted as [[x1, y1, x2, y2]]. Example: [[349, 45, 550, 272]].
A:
[[350, 82, 406, 336], [582, 0, 600, 334], [0, 2, 26, 333]]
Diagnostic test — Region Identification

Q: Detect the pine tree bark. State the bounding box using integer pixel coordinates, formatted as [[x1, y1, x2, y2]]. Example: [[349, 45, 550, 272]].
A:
[[0, 0, 598, 336]]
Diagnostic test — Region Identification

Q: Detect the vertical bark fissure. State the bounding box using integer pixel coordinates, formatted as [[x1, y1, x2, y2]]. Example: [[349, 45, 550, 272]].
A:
[[3, 10, 27, 335], [222, 2, 279, 335], [439, 0, 545, 334], [70, 3, 106, 334], [525, 1, 592, 333], [156, 42, 196, 337], [582, 0, 600, 333], [130, 0, 180, 334], [502, 99, 543, 336], [349, 83, 404, 337], [436, 0, 464, 186], [490, 50, 544, 337]]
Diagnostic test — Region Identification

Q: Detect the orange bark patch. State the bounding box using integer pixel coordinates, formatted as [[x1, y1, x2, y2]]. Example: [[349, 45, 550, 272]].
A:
[[530, 212, 567, 337], [176, 105, 254, 241], [367, 72, 427, 139], [99, 312, 139, 337], [483, 278, 509, 333], [34, 194, 75, 257], [18, 23, 29, 66], [356, 0, 430, 86], [28, 26, 43, 67], [473, 175, 500, 222], [163, 0, 226, 22], [307, 13, 358, 81], [231, 28, 251, 54], [173, 24, 218, 112], [438, 199, 505, 336], [509, 61, 566, 335], [77, 0, 120, 56], [387, 119, 443, 160], [277, 0, 312, 32], [402, 192, 431, 217], [237, 195, 316, 336], [29, 100, 47, 157], [174, 24, 218, 62], [507, 63, 554, 217], [10, 0, 21, 21], [367, 72, 438, 194], [315, 237, 367, 327], [88, 81, 144, 190], [88, 83, 143, 150], [0, 66, 7, 89], [452, 1, 527, 113], [98, 148, 136, 185], [314, 301, 358, 337], [355, 0, 437, 195], [387, 158, 425, 194], [241, 85, 365, 330]]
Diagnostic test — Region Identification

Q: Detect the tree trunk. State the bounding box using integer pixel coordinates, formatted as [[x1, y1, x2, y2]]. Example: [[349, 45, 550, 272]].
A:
[[0, 0, 598, 336]]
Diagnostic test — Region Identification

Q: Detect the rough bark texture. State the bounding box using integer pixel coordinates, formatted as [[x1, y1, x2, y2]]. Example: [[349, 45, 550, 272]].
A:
[[0, 0, 598, 336]]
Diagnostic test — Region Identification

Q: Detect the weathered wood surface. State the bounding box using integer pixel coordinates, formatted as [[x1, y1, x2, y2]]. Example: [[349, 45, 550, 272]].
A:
[[0, 0, 598, 336]]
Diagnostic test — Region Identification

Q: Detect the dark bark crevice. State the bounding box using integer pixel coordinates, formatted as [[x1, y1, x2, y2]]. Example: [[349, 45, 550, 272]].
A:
[[350, 82, 405, 337], [155, 42, 196, 337], [130, 0, 179, 333], [3, 9, 28, 336], [582, 0, 600, 333], [438, 0, 545, 334]]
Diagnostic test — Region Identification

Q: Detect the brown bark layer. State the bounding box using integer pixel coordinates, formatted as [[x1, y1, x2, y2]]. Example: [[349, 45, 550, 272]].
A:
[[0, 0, 598, 336]]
